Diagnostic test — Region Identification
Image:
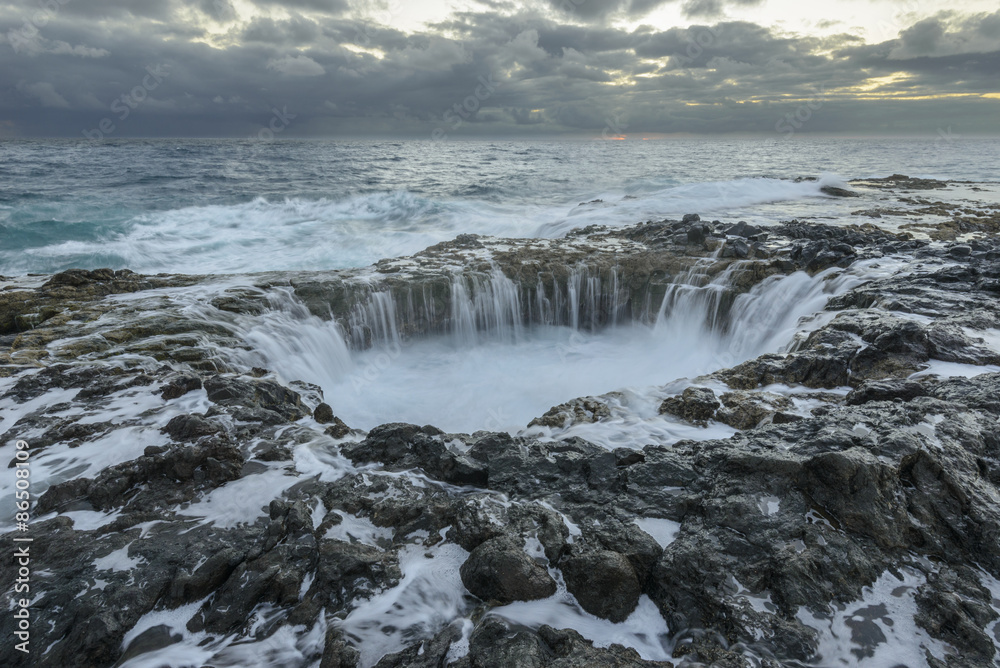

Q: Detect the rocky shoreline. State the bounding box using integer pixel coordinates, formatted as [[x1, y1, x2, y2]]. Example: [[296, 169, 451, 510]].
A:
[[2, 195, 1000, 667]]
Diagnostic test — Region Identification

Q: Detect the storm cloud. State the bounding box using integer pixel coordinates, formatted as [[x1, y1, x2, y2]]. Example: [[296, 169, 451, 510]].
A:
[[0, 0, 997, 138]]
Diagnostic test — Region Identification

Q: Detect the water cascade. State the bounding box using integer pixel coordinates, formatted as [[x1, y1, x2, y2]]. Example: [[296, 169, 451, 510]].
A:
[[231, 259, 880, 433]]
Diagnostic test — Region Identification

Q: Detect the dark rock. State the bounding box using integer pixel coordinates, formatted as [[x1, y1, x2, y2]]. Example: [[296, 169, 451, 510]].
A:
[[560, 548, 641, 622], [529, 397, 611, 428], [687, 224, 710, 246], [160, 375, 202, 400], [725, 221, 763, 238], [203, 375, 309, 421], [460, 536, 557, 604], [846, 380, 928, 405], [163, 414, 220, 441], [682, 213, 701, 223], [820, 185, 860, 197], [314, 402, 335, 424], [343, 423, 486, 486], [720, 237, 750, 259], [324, 416, 358, 439], [658, 387, 720, 426], [948, 244, 973, 258]]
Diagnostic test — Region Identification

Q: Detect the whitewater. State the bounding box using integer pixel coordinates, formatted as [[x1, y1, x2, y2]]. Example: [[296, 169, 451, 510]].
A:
[[2, 137, 997, 275]]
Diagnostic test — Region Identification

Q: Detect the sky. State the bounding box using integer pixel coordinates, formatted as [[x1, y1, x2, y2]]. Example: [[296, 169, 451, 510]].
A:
[[0, 0, 998, 139]]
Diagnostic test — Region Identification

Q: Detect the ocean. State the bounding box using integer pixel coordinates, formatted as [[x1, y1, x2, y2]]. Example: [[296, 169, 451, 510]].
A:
[[2, 137, 997, 275]]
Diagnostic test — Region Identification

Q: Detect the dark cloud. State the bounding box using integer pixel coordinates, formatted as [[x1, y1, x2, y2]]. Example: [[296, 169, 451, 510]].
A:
[[0, 2, 997, 138], [900, 18, 945, 54], [544, 0, 673, 21], [681, 0, 763, 19]]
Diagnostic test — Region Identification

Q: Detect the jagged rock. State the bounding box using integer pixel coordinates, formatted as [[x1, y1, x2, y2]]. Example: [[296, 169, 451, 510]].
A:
[[725, 221, 764, 238], [658, 387, 720, 426], [529, 396, 612, 428], [846, 379, 927, 405], [160, 374, 202, 400], [687, 224, 710, 246], [37, 437, 243, 514], [720, 237, 749, 259], [203, 374, 309, 421], [324, 416, 359, 439], [460, 536, 557, 604], [162, 413, 220, 441], [715, 390, 793, 429], [451, 618, 672, 668], [343, 423, 487, 486]]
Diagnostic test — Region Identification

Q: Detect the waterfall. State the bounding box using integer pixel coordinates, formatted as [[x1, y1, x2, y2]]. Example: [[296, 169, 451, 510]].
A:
[[224, 259, 886, 433], [335, 264, 642, 350]]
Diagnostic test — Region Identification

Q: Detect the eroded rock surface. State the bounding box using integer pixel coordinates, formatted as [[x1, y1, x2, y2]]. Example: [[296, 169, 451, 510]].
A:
[[2, 217, 1000, 668]]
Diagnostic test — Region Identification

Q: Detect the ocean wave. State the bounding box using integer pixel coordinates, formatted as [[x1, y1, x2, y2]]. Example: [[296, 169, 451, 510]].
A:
[[1, 176, 845, 275]]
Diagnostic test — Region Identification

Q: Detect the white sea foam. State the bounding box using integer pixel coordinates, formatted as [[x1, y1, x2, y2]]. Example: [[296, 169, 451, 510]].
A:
[[633, 517, 682, 548], [490, 590, 671, 661], [12, 177, 838, 275], [796, 568, 951, 667], [337, 542, 472, 668]]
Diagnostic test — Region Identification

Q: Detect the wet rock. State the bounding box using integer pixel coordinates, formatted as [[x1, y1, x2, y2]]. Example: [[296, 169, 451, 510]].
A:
[[203, 375, 309, 421], [7, 218, 1000, 667], [321, 627, 361, 668], [324, 416, 359, 439], [37, 437, 243, 514], [529, 396, 612, 428], [715, 390, 793, 429], [949, 244, 973, 258], [160, 374, 203, 400], [846, 379, 927, 405], [820, 185, 860, 197], [658, 387, 720, 426], [343, 423, 486, 486], [560, 547, 642, 622], [724, 221, 763, 238], [914, 567, 998, 664], [162, 413, 220, 441], [687, 224, 710, 246], [314, 402, 335, 424], [455, 618, 671, 668], [460, 536, 557, 604], [720, 237, 749, 259]]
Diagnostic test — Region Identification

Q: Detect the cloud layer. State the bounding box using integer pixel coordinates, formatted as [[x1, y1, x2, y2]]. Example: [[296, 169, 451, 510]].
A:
[[1, 0, 997, 138]]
